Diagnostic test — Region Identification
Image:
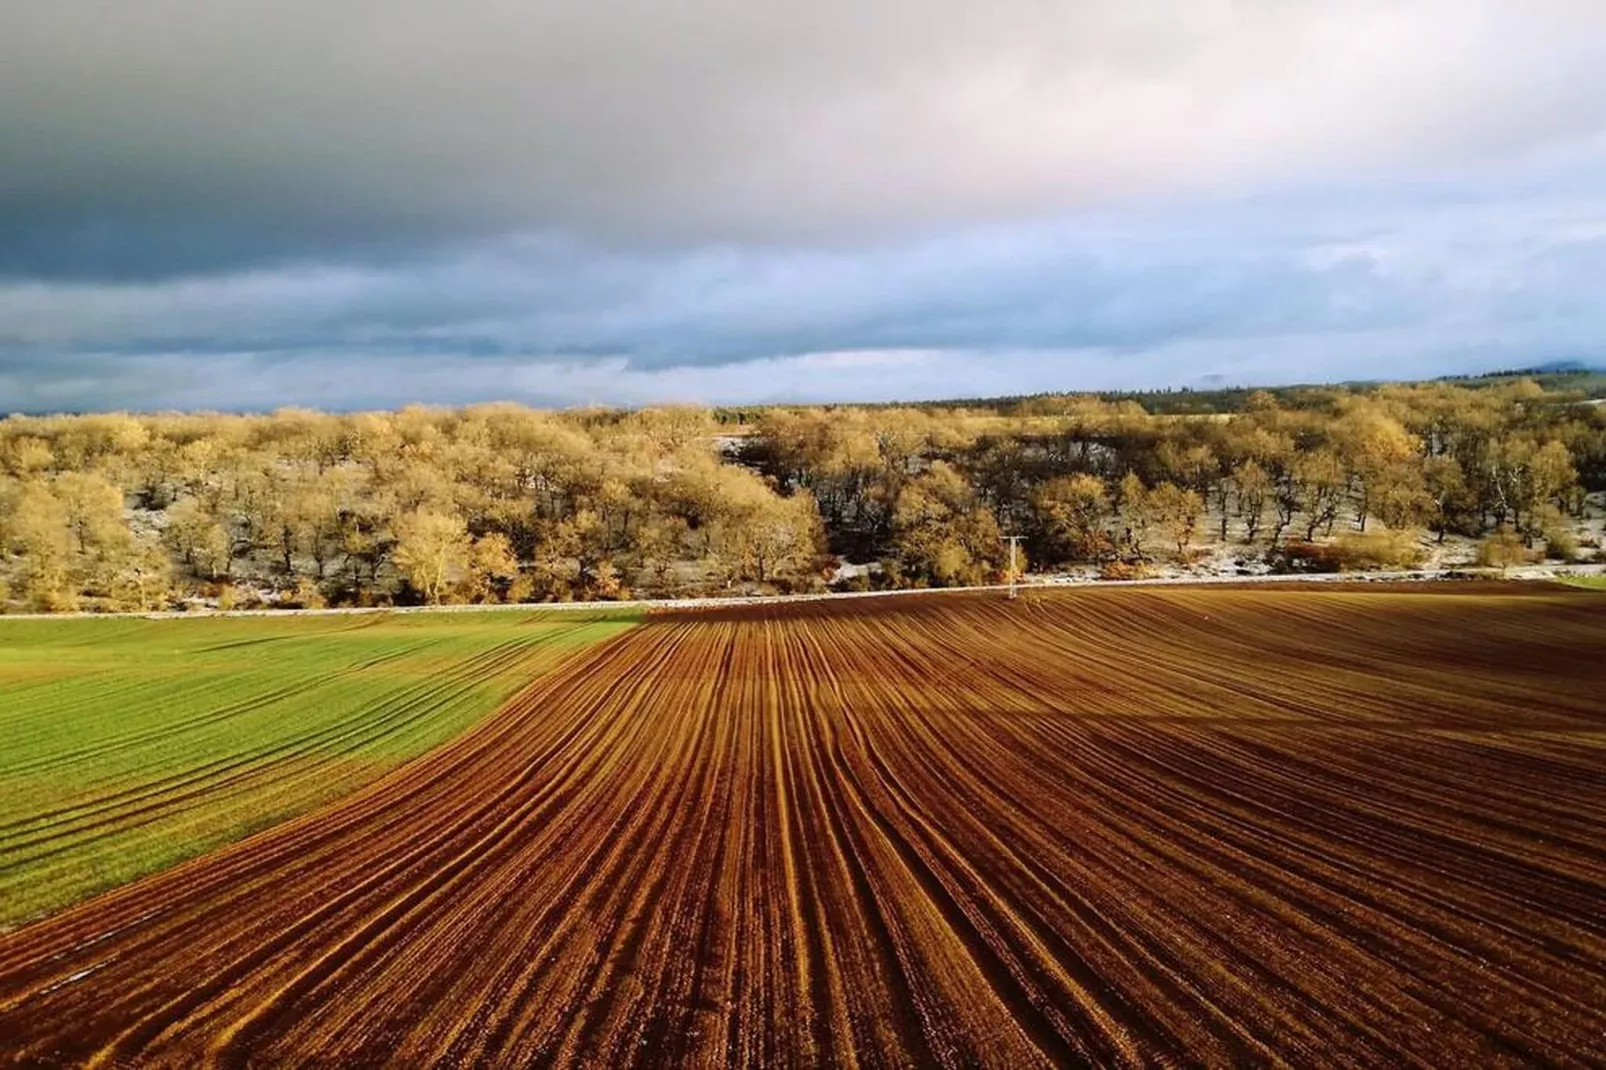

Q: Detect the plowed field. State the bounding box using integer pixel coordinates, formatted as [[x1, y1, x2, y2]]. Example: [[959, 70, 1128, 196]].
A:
[[2, 584, 1603, 1067]]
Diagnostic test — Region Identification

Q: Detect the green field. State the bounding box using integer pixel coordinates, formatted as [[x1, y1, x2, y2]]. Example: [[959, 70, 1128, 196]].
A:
[[1557, 575, 1606, 589], [0, 609, 635, 927]]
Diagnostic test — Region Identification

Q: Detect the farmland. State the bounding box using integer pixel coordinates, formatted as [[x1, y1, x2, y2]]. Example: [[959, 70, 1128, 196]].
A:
[[1, 584, 1604, 1066], [0, 610, 636, 926]]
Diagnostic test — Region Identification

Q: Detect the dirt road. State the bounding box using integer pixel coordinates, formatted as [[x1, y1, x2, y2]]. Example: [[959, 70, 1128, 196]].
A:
[[1, 584, 1603, 1066]]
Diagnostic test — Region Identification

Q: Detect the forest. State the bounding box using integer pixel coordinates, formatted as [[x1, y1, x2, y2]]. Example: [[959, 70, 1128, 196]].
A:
[[0, 376, 1602, 611]]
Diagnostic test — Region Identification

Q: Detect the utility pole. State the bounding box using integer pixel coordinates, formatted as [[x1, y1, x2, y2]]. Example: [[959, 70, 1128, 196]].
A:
[[1004, 535, 1024, 600]]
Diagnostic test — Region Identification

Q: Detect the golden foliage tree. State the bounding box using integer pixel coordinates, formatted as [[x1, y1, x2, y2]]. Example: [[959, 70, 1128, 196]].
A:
[[392, 509, 471, 605]]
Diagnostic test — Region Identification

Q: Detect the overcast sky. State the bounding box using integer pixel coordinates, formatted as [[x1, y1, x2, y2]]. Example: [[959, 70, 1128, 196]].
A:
[[4, 0, 1606, 411]]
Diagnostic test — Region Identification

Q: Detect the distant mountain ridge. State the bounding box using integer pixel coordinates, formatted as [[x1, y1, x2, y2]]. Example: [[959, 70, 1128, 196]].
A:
[[1461, 359, 1605, 377]]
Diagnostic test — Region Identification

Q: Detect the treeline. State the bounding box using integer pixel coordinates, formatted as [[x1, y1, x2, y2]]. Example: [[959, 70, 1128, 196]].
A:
[[0, 379, 1601, 611], [746, 380, 1602, 583], [732, 367, 1606, 420]]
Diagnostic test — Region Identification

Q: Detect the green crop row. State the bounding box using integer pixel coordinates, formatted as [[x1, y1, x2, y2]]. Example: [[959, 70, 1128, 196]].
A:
[[0, 609, 637, 926]]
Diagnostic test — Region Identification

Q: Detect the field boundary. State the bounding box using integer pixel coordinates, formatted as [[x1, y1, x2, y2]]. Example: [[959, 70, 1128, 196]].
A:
[[0, 612, 636, 927], [1, 563, 1603, 623]]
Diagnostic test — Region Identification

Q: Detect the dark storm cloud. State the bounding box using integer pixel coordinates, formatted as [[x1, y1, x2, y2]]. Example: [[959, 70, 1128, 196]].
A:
[[0, 215, 486, 283], [4, 1, 1606, 279]]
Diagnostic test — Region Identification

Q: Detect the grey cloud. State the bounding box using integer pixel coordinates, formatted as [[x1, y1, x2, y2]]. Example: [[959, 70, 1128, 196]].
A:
[[0, 230, 1377, 365], [4, 179, 1606, 411], [5, 1, 1606, 278], [0, 330, 1578, 415]]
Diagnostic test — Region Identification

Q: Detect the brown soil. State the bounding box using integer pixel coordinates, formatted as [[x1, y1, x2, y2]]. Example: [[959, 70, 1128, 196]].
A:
[[1, 585, 1603, 1067]]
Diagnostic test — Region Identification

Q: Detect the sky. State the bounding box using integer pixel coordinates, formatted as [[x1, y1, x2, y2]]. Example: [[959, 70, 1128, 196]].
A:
[[3, 0, 1606, 412]]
